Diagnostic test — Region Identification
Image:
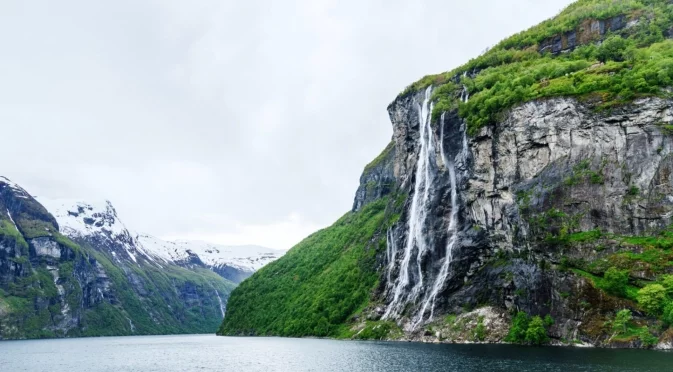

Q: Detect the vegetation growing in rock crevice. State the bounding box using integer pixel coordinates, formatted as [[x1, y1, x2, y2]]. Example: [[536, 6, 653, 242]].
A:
[[402, 0, 673, 135], [0, 220, 28, 252]]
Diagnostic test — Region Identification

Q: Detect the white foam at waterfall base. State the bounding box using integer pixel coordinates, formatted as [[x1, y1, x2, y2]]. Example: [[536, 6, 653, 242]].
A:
[[383, 86, 434, 320]]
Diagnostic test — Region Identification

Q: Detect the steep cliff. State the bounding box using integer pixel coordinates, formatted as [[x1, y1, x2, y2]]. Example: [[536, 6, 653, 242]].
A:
[[0, 177, 236, 339], [221, 0, 673, 348]]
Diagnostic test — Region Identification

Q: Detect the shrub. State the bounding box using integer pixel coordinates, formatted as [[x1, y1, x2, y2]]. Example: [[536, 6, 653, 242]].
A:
[[639, 326, 659, 348], [505, 312, 529, 343], [663, 301, 673, 325], [627, 186, 640, 196], [356, 322, 395, 340], [525, 316, 548, 345], [602, 267, 629, 297], [474, 316, 486, 341], [612, 309, 632, 335], [506, 312, 552, 345], [597, 35, 631, 63], [637, 284, 667, 315], [660, 275, 673, 296]]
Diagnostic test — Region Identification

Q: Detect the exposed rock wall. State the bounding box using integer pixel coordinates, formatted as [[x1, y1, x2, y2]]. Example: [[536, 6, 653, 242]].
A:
[[538, 15, 630, 54], [375, 89, 673, 347], [352, 142, 397, 212]]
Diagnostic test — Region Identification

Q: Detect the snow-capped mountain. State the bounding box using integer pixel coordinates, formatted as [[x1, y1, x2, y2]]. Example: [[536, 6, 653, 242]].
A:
[[0, 176, 31, 200], [39, 198, 285, 283], [136, 234, 281, 272], [39, 199, 146, 263]]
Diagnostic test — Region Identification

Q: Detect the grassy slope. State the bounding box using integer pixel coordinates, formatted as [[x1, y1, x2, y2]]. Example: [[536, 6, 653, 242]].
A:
[[404, 0, 673, 134], [218, 199, 392, 337]]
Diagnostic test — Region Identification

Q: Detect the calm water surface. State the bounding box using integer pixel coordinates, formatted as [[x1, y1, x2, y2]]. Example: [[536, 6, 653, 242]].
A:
[[1, 334, 672, 372]]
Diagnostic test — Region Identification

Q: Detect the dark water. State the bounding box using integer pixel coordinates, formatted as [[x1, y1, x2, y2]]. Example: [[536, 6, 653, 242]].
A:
[[1, 335, 672, 372]]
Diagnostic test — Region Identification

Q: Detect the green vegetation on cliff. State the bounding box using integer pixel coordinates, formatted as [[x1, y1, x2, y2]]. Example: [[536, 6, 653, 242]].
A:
[[0, 194, 235, 339], [405, 0, 673, 134], [0, 232, 235, 339], [218, 199, 392, 337]]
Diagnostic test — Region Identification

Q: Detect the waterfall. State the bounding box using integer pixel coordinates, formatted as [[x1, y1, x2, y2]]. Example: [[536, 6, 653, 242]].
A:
[[6, 209, 18, 231], [386, 228, 397, 285], [383, 86, 435, 320], [215, 290, 226, 318], [413, 113, 460, 327], [384, 83, 471, 329], [125, 316, 136, 333], [461, 86, 470, 103], [461, 72, 469, 103]]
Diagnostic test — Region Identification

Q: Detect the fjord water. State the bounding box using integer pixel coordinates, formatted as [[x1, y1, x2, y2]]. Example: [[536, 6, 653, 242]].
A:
[[1, 335, 671, 372]]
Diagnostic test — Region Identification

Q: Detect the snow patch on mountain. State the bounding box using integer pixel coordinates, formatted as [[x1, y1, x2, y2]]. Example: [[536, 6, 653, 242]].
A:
[[0, 176, 31, 199], [137, 235, 284, 272], [39, 198, 284, 276], [39, 198, 140, 262]]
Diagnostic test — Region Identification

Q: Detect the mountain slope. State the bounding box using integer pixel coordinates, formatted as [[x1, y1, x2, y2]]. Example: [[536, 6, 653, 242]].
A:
[[219, 198, 394, 337], [219, 0, 673, 349], [0, 177, 235, 339]]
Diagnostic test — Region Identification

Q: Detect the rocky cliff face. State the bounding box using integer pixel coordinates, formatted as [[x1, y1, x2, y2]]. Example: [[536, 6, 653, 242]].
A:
[[356, 88, 673, 348], [352, 142, 396, 212], [538, 14, 631, 54], [0, 178, 236, 339]]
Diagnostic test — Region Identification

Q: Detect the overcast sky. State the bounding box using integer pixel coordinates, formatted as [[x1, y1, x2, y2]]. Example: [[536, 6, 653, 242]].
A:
[[0, 0, 574, 250]]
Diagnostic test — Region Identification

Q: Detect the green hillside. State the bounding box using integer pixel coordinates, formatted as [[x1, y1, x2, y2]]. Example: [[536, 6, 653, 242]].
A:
[[219, 198, 397, 337], [218, 0, 673, 342]]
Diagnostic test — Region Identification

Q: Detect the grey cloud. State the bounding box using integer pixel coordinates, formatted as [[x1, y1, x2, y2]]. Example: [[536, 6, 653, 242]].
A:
[[0, 0, 574, 248]]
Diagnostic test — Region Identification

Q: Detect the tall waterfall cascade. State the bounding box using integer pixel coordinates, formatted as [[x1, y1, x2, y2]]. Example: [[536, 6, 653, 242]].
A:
[[383, 84, 471, 329], [383, 86, 435, 320]]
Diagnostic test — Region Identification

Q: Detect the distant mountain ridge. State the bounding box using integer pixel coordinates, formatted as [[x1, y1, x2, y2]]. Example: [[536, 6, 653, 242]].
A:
[[39, 198, 285, 284]]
